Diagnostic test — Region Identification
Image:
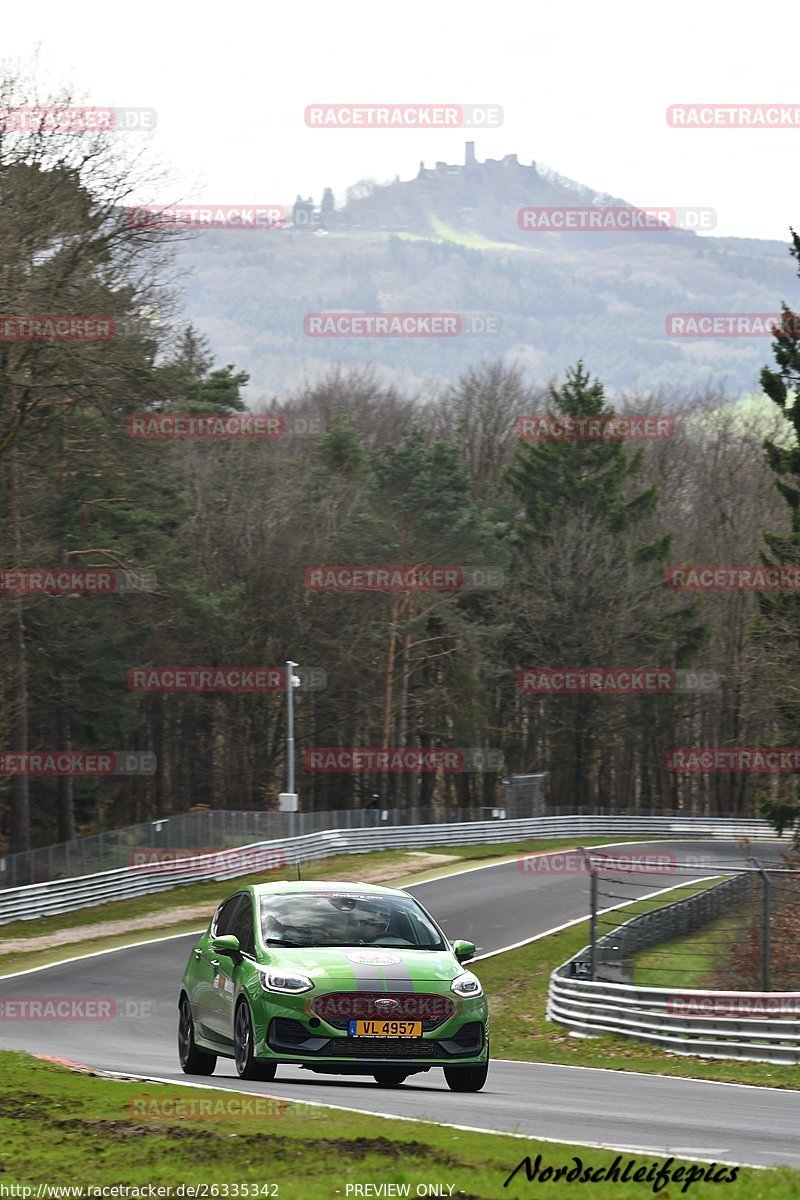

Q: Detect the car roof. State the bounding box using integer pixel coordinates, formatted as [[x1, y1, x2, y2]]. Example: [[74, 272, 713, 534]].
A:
[[245, 880, 411, 899]]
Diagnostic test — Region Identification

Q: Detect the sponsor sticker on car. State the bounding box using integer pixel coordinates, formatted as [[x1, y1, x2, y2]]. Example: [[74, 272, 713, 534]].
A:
[[346, 951, 402, 966]]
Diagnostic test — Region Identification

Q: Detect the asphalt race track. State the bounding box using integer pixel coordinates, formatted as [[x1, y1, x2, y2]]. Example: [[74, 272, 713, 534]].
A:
[[2, 839, 799, 1168]]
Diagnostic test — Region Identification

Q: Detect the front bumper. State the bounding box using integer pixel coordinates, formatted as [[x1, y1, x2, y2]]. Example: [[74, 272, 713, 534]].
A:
[[267, 1016, 485, 1062], [252, 990, 488, 1065]]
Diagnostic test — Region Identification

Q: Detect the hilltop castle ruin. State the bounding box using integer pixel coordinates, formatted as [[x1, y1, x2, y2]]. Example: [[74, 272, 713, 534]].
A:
[[417, 142, 536, 179], [292, 144, 537, 230]]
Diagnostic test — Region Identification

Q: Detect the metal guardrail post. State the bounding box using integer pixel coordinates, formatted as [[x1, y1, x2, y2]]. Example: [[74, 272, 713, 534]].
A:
[[577, 845, 597, 981], [750, 856, 772, 992], [589, 867, 598, 981]]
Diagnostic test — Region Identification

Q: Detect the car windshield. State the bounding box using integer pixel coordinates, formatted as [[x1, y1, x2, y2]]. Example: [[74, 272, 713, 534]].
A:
[[259, 891, 446, 949]]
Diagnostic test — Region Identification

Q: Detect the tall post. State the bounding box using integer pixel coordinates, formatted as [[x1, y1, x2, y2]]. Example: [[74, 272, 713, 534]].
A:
[[750, 857, 772, 992], [578, 846, 597, 981], [286, 660, 298, 796], [280, 660, 301, 838], [589, 866, 598, 981]]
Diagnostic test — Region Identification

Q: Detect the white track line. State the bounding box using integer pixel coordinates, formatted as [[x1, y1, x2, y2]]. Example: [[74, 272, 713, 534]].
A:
[[76, 1066, 767, 1171]]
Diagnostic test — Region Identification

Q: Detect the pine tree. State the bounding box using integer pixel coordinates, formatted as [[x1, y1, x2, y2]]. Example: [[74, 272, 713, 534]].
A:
[[758, 229, 800, 747], [506, 363, 708, 811]]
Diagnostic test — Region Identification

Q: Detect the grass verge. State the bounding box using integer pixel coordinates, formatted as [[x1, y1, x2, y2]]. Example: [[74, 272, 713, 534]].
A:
[[633, 900, 760, 988], [0, 1051, 795, 1197]]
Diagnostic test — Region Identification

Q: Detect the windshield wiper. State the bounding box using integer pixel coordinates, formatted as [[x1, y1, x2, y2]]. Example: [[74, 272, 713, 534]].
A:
[[307, 941, 444, 950], [264, 938, 312, 947]]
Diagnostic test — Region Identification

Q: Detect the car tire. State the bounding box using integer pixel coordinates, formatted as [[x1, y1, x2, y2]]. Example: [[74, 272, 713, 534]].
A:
[[178, 994, 217, 1076], [234, 999, 277, 1082], [443, 1049, 489, 1093], [373, 1069, 408, 1087]]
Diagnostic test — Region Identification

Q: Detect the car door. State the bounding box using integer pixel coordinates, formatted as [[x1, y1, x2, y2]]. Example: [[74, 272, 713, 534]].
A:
[[187, 902, 228, 1040], [205, 892, 250, 1039], [219, 892, 257, 1039], [198, 894, 244, 1040]]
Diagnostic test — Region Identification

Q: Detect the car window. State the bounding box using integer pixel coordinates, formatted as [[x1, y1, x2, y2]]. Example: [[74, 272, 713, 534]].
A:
[[213, 894, 244, 937], [259, 891, 446, 949], [230, 893, 255, 955]]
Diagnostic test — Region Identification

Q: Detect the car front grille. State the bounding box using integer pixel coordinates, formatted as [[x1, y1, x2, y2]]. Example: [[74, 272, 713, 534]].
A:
[[312, 991, 455, 1031], [334, 1037, 446, 1059]]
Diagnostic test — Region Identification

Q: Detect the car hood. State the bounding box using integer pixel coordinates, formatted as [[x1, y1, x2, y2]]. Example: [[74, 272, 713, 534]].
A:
[[259, 944, 464, 984]]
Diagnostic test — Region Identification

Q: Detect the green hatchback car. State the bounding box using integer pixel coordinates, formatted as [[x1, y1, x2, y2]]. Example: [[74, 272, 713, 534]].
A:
[[179, 881, 489, 1091]]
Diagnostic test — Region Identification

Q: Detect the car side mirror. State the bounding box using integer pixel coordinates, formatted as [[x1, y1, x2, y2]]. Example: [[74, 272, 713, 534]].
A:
[[211, 934, 241, 958], [453, 939, 476, 963]]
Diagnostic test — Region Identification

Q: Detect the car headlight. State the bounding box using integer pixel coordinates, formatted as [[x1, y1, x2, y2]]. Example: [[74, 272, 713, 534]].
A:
[[451, 970, 483, 998], [258, 968, 314, 994]]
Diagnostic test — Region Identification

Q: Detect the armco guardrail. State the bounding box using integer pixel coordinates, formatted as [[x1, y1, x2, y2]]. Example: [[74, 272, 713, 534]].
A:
[[0, 814, 780, 925], [548, 969, 800, 1064]]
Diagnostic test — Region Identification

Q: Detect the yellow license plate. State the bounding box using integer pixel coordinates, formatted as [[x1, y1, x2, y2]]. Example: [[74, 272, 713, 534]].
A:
[[349, 1019, 422, 1037]]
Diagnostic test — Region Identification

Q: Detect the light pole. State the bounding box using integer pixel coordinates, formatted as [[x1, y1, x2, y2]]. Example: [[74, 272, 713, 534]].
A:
[[279, 660, 300, 814]]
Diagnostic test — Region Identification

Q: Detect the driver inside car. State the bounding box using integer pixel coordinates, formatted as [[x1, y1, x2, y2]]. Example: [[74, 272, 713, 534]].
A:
[[352, 900, 393, 943]]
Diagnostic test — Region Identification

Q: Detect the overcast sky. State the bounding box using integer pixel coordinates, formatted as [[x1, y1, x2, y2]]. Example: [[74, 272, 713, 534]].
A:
[[3, 1, 800, 242]]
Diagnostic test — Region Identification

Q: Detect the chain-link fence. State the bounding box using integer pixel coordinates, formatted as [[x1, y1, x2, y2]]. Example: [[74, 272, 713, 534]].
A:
[[574, 846, 800, 991], [0, 798, 785, 892], [1, 786, 558, 888]]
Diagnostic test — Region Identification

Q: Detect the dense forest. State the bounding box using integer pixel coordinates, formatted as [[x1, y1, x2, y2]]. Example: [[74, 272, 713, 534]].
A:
[[2, 82, 800, 855]]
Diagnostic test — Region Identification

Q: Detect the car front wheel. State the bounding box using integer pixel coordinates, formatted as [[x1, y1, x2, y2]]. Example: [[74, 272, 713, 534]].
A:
[[373, 1069, 408, 1087], [443, 1054, 489, 1093], [234, 1000, 277, 1082], [178, 995, 217, 1076]]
